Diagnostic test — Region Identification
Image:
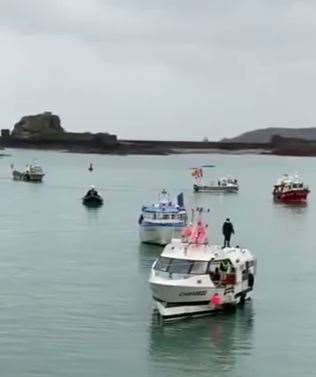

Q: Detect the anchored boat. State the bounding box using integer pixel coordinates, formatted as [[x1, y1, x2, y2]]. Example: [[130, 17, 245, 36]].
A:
[[273, 174, 310, 204], [139, 190, 187, 246], [149, 209, 256, 320], [192, 168, 239, 193], [82, 186, 103, 207], [12, 163, 45, 182]]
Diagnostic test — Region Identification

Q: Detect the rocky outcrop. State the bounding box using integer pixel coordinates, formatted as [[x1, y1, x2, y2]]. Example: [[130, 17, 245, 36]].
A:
[[1, 112, 118, 153], [12, 112, 64, 138]]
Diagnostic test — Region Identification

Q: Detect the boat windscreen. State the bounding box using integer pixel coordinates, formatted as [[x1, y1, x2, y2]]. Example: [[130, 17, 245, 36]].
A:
[[168, 259, 192, 274], [154, 257, 208, 275], [190, 261, 209, 274], [154, 257, 171, 272]]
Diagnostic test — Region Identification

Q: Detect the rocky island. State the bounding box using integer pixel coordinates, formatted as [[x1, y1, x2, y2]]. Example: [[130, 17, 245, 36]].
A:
[[1, 112, 316, 156], [1, 112, 119, 154]]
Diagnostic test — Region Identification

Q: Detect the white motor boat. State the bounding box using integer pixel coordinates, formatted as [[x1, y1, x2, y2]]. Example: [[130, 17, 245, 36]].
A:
[[149, 209, 256, 319], [12, 162, 45, 182], [139, 190, 187, 246], [192, 168, 239, 193]]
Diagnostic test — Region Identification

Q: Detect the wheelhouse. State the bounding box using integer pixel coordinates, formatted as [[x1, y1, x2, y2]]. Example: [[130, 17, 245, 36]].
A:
[[219, 177, 238, 186], [141, 210, 186, 222], [153, 254, 256, 285]]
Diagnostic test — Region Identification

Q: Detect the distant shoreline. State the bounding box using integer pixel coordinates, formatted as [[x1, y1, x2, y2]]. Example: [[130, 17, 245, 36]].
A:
[[0, 136, 272, 156], [5, 112, 316, 157], [2, 135, 316, 157]]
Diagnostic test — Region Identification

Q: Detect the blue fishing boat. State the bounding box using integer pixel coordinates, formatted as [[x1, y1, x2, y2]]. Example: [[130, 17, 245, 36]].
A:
[[138, 190, 187, 245]]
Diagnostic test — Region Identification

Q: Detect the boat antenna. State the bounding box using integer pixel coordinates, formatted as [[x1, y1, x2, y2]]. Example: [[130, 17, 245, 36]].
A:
[[191, 208, 195, 224], [195, 207, 210, 223]]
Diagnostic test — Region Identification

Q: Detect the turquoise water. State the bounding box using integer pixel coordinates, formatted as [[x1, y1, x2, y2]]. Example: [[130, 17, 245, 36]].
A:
[[0, 149, 315, 377]]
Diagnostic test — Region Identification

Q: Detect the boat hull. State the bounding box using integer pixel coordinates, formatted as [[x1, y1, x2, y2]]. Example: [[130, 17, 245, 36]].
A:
[[139, 225, 184, 245], [12, 170, 44, 182], [82, 196, 103, 207], [273, 189, 309, 203], [152, 291, 250, 319], [155, 300, 217, 319], [153, 300, 239, 319], [150, 280, 214, 304], [149, 271, 253, 319], [193, 184, 238, 193]]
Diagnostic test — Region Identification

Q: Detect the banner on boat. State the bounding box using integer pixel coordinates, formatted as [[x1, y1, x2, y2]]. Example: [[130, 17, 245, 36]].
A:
[[192, 168, 203, 178]]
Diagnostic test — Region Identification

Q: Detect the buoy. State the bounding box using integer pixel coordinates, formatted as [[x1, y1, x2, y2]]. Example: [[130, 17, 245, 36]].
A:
[[211, 293, 222, 306]]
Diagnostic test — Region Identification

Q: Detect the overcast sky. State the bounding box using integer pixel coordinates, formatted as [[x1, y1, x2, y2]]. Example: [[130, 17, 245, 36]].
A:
[[0, 0, 316, 140]]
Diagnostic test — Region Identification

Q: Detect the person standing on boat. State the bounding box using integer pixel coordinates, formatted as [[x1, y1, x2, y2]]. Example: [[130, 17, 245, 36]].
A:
[[222, 218, 234, 248], [87, 185, 98, 197]]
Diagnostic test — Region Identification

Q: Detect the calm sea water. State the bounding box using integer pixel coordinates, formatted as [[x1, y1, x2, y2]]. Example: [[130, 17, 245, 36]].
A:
[[0, 148, 315, 377]]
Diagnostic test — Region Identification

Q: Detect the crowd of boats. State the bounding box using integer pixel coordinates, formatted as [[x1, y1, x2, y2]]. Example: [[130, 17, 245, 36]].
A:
[[12, 161, 311, 320], [142, 167, 310, 319], [192, 167, 310, 204], [140, 195, 256, 320]]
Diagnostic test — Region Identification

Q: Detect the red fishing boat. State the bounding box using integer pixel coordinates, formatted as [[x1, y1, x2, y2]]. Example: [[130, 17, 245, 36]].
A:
[[273, 174, 310, 203]]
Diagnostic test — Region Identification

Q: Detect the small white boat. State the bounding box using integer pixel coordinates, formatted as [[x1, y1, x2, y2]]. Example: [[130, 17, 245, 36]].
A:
[[12, 163, 45, 182], [149, 209, 256, 320], [139, 190, 187, 246], [192, 168, 239, 193]]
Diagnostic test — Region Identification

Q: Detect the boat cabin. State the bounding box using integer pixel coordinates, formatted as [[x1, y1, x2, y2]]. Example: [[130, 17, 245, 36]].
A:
[[218, 177, 238, 186], [141, 209, 187, 222], [140, 190, 186, 224], [274, 174, 308, 193], [153, 250, 256, 288]]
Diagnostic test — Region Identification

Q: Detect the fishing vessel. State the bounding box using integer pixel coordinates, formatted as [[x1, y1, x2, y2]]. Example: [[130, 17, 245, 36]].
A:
[[12, 163, 45, 182], [149, 209, 256, 319], [273, 174, 310, 203], [82, 186, 103, 207], [139, 190, 187, 245], [192, 168, 239, 193]]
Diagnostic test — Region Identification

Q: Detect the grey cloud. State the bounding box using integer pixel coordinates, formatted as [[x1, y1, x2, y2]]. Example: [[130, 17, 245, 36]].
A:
[[0, 0, 315, 139]]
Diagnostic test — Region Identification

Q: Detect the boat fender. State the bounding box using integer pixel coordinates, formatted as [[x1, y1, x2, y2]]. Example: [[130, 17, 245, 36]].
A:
[[211, 293, 222, 306], [248, 273, 254, 288]]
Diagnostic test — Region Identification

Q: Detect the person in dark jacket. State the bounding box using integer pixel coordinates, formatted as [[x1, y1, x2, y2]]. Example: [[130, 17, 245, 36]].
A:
[[86, 185, 98, 197], [222, 218, 234, 248]]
